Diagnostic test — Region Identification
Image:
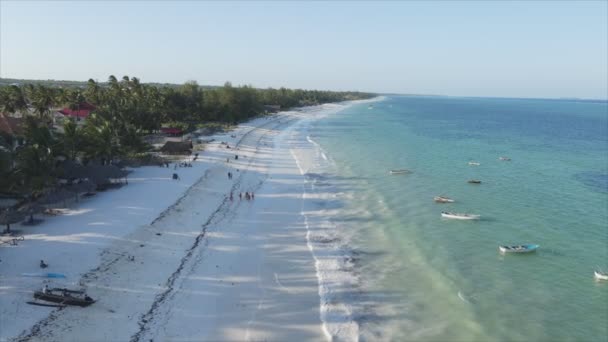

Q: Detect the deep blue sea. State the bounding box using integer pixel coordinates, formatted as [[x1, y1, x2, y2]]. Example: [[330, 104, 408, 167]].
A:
[[305, 96, 608, 341]]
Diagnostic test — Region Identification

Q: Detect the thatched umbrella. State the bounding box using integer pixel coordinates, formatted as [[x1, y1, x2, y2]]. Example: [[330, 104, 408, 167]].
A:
[[101, 165, 129, 179], [38, 189, 75, 207], [85, 165, 129, 186], [18, 202, 45, 225], [160, 141, 193, 155], [0, 209, 25, 234], [65, 180, 97, 202], [58, 160, 87, 179], [66, 180, 96, 194]]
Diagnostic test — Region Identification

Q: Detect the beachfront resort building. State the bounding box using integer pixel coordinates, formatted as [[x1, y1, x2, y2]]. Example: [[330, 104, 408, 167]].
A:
[[56, 102, 96, 122]]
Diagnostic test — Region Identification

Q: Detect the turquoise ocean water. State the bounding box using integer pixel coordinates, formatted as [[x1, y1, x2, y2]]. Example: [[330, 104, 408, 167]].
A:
[[305, 96, 607, 341]]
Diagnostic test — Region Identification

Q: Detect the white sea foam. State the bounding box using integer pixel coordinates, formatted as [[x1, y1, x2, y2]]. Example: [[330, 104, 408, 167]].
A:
[[289, 108, 364, 341]]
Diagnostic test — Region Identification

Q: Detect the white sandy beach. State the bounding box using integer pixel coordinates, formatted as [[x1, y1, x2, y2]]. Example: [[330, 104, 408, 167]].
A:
[[0, 103, 361, 342]]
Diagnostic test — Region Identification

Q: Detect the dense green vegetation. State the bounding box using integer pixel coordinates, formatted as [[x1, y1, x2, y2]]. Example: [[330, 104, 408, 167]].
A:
[[0, 75, 373, 195]]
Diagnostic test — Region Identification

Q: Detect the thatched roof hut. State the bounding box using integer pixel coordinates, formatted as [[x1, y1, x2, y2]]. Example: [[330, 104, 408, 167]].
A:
[[160, 141, 192, 155]]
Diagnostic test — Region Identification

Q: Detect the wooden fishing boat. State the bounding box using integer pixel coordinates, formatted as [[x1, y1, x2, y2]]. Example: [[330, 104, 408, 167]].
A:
[[389, 169, 412, 175], [498, 244, 539, 254], [441, 212, 480, 220], [499, 156, 511, 161], [33, 290, 95, 307], [468, 162, 480, 166], [468, 180, 482, 184], [434, 196, 455, 203], [594, 270, 608, 280]]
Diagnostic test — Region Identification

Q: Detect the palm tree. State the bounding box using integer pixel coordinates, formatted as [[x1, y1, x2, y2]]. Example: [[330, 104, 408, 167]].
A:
[[30, 85, 55, 122], [61, 119, 81, 160], [67, 90, 86, 120], [14, 117, 57, 193], [83, 114, 120, 164], [15, 143, 55, 193], [85, 79, 101, 104], [0, 134, 15, 177], [0, 85, 28, 115]]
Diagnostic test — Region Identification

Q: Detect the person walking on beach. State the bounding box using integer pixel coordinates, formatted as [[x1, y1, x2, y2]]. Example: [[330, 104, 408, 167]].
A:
[[230, 192, 234, 201], [251, 192, 254, 200], [239, 192, 242, 200]]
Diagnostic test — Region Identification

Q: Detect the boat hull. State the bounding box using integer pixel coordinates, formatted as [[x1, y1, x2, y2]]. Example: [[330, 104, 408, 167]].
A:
[[389, 170, 411, 174], [33, 291, 95, 307], [595, 271, 608, 280], [441, 212, 480, 220], [499, 244, 539, 253]]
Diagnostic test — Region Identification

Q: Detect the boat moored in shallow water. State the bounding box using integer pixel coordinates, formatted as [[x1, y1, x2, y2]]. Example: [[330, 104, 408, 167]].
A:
[[441, 212, 480, 220], [389, 169, 412, 175], [594, 270, 608, 280], [434, 196, 455, 203], [499, 156, 512, 161], [468, 162, 480, 166], [499, 244, 539, 254], [468, 179, 482, 184]]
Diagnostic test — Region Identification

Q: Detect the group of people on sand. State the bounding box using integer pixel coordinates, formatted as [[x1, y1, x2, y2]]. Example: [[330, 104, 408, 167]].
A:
[[175, 162, 192, 168], [241, 192, 254, 200], [229, 191, 254, 201]]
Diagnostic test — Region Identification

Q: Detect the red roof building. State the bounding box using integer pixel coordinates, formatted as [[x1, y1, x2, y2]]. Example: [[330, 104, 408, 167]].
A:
[[0, 113, 24, 136], [58, 103, 96, 119], [161, 127, 183, 135]]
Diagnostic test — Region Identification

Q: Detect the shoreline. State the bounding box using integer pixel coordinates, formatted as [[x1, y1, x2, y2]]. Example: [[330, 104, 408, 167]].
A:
[[0, 100, 376, 341]]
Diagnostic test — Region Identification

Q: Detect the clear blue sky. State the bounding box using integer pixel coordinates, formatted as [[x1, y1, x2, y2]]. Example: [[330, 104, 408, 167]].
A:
[[1, 1, 607, 99]]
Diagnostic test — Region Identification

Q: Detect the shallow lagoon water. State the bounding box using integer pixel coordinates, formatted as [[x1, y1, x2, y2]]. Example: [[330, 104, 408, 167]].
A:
[[305, 96, 607, 341]]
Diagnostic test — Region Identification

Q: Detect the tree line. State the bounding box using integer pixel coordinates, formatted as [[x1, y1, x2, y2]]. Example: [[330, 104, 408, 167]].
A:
[[0, 75, 373, 195]]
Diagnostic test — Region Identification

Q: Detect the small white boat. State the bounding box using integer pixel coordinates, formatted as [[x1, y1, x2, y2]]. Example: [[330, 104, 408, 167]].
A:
[[499, 244, 539, 254], [389, 169, 412, 175], [499, 157, 511, 161], [441, 212, 480, 220], [594, 270, 608, 280], [434, 196, 455, 203], [468, 162, 480, 166]]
